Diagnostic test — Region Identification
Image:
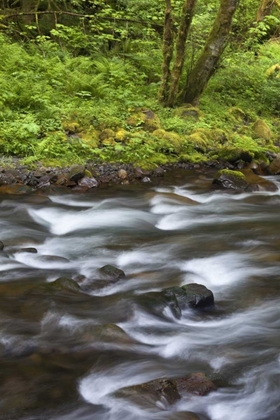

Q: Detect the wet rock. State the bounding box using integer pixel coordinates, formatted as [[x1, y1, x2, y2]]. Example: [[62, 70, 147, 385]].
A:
[[267, 155, 280, 175], [118, 169, 128, 180], [47, 277, 81, 292], [78, 176, 98, 188], [165, 412, 202, 420], [80, 323, 133, 345], [71, 185, 89, 193], [134, 167, 151, 179], [213, 169, 248, 191], [174, 372, 217, 396], [55, 173, 69, 185], [243, 169, 278, 192], [68, 165, 85, 182], [37, 255, 69, 263], [116, 378, 181, 406], [16, 247, 38, 254], [98, 264, 126, 281], [0, 184, 34, 195], [142, 176, 151, 183], [137, 290, 181, 319], [0, 240, 4, 251], [165, 283, 214, 309]]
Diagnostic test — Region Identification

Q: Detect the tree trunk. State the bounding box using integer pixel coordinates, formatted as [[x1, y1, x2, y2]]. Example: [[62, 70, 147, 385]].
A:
[[166, 0, 197, 107], [158, 0, 174, 105], [256, 0, 277, 21], [182, 0, 239, 105]]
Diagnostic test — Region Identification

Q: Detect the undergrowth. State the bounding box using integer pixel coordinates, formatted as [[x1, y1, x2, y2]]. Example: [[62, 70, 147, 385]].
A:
[[0, 33, 279, 168]]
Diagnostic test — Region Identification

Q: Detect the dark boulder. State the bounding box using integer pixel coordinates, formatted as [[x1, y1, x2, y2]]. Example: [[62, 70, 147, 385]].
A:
[[213, 169, 248, 191], [16, 247, 38, 254], [0, 241, 4, 251], [68, 165, 85, 183], [97, 264, 125, 281], [213, 169, 277, 192], [165, 283, 214, 309]]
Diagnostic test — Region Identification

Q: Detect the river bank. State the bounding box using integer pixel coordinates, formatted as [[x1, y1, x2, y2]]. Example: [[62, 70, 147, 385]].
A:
[[1, 151, 280, 195]]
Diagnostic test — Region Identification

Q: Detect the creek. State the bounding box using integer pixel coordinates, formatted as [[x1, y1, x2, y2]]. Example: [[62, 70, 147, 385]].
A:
[[0, 169, 280, 420]]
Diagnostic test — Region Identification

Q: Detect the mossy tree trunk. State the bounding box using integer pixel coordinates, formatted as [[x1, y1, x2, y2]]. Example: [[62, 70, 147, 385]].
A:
[[166, 0, 197, 107], [256, 0, 277, 21], [158, 0, 174, 105], [182, 0, 239, 105]]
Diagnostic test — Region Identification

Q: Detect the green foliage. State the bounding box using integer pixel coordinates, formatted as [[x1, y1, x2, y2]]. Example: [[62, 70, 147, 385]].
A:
[[0, 0, 279, 168]]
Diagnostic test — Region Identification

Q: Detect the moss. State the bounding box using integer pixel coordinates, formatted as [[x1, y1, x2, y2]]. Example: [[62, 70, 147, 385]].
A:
[[126, 109, 161, 132], [102, 138, 117, 146], [62, 120, 81, 134], [217, 169, 246, 180], [99, 128, 116, 141], [115, 128, 130, 142], [80, 127, 99, 148], [174, 105, 201, 120], [179, 152, 207, 163], [211, 146, 254, 163], [228, 107, 248, 122], [183, 131, 209, 153], [252, 119, 272, 141]]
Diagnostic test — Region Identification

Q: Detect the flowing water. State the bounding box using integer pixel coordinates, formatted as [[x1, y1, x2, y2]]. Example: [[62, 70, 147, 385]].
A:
[[0, 169, 280, 420]]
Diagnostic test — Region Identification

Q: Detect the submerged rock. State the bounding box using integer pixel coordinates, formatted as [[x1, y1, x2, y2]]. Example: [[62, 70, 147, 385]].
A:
[[47, 277, 81, 292], [136, 290, 181, 319], [16, 247, 38, 254], [0, 240, 4, 251], [116, 378, 181, 407], [165, 412, 203, 420], [174, 372, 217, 396], [115, 372, 216, 409], [98, 264, 126, 281], [80, 323, 133, 345]]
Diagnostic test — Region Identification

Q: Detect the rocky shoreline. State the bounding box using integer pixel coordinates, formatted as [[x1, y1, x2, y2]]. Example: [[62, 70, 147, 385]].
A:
[[0, 153, 280, 194]]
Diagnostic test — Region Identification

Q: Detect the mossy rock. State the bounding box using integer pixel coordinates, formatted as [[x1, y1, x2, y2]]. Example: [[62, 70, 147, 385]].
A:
[[179, 152, 207, 163], [62, 120, 81, 134], [213, 169, 248, 191], [228, 107, 248, 122], [174, 105, 201, 120], [99, 128, 116, 141], [102, 138, 117, 146], [80, 127, 99, 148], [126, 109, 161, 132], [212, 146, 254, 163], [115, 128, 130, 142], [207, 128, 228, 144], [162, 132, 183, 153], [183, 131, 209, 153], [252, 119, 272, 141]]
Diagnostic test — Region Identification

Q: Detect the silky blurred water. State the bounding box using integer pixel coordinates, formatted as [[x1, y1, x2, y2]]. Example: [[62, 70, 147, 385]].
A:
[[0, 169, 280, 420]]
